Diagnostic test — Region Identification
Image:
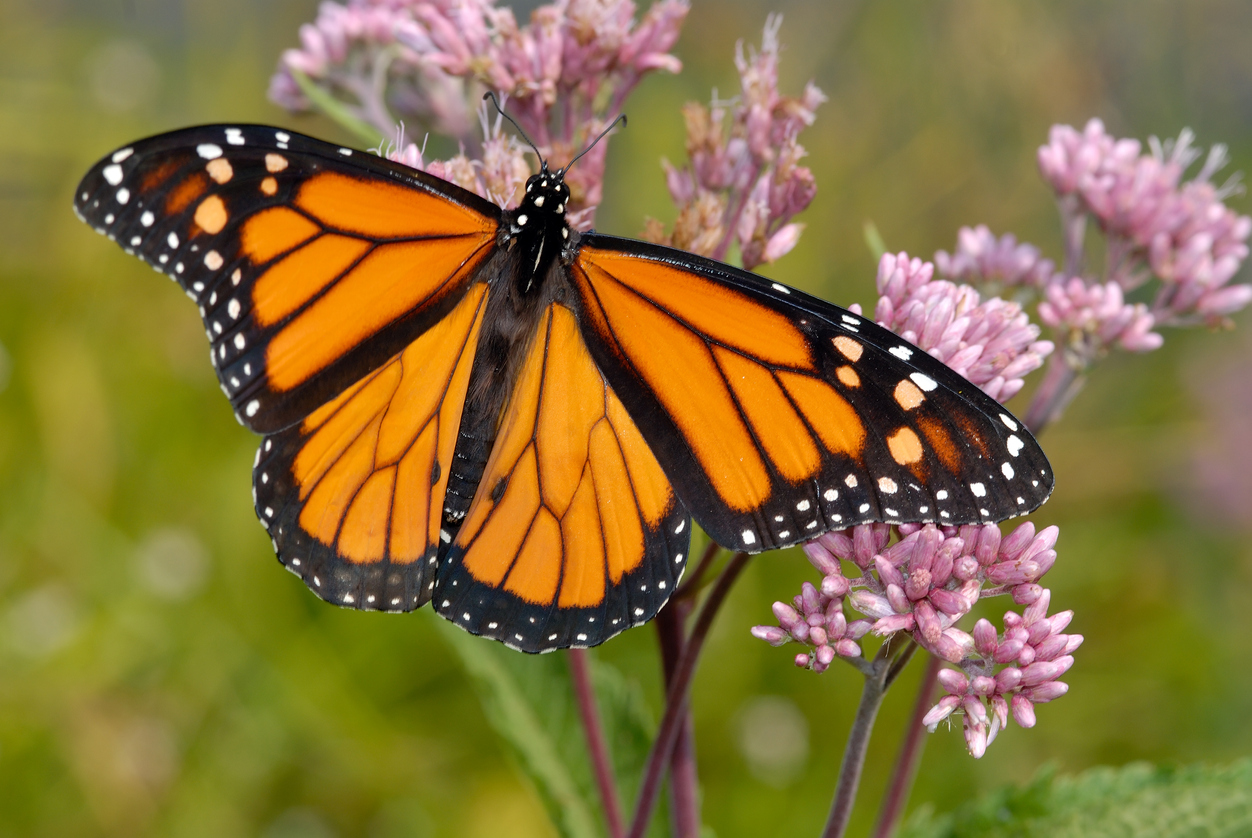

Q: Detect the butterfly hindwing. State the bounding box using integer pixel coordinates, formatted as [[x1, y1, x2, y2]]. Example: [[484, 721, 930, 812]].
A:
[[570, 235, 1053, 553], [434, 303, 691, 652], [73, 125, 501, 433], [254, 285, 490, 611]]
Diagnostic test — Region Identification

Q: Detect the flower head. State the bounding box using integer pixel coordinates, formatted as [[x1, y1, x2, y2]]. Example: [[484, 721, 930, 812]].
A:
[[649, 15, 824, 269], [874, 252, 1054, 403]]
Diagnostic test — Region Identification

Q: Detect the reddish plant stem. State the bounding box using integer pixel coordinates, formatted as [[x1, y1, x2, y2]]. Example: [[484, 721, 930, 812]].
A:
[[627, 551, 751, 838], [822, 646, 893, 838], [656, 598, 700, 838], [568, 648, 624, 838], [872, 652, 940, 838]]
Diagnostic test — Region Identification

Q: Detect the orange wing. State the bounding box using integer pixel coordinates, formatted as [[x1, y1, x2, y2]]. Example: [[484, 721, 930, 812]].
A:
[[434, 303, 691, 652], [73, 125, 500, 433], [253, 285, 489, 610], [569, 236, 1054, 552]]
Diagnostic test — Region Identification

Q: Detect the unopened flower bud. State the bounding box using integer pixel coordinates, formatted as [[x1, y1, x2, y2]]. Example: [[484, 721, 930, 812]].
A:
[[751, 625, 790, 646], [1011, 694, 1036, 727], [937, 668, 970, 695]]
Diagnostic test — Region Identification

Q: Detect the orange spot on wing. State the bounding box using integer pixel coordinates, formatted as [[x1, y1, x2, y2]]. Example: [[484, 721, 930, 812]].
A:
[[559, 468, 607, 608], [577, 262, 770, 512], [260, 176, 278, 196], [265, 153, 289, 173], [265, 237, 490, 392], [338, 466, 396, 562], [252, 234, 372, 326], [241, 206, 320, 264], [504, 507, 563, 605], [778, 372, 865, 457], [166, 172, 208, 215], [193, 195, 228, 235], [833, 336, 863, 362], [296, 171, 494, 239], [894, 379, 925, 410], [836, 366, 860, 388], [714, 346, 820, 483], [580, 249, 813, 369], [887, 426, 924, 465], [205, 158, 233, 184], [917, 416, 961, 472], [141, 157, 182, 193]]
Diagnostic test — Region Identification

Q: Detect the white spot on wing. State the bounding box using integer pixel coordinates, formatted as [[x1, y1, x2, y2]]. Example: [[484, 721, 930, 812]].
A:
[[771, 282, 791, 294], [225, 128, 244, 145], [196, 143, 223, 159], [112, 148, 133, 163], [878, 477, 897, 494], [742, 530, 756, 546], [890, 346, 913, 360], [1006, 435, 1024, 456], [1001, 462, 1015, 479], [141, 211, 154, 227], [116, 187, 130, 204], [971, 482, 986, 497], [102, 164, 123, 185], [910, 373, 938, 391], [999, 413, 1018, 431]]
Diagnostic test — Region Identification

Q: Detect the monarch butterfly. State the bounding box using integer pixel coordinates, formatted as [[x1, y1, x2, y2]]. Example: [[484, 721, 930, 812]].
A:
[[74, 122, 1052, 653]]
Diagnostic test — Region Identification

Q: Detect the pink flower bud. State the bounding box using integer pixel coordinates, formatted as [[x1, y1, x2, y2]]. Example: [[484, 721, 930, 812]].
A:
[[876, 555, 905, 589], [1033, 634, 1070, 661], [802, 540, 842, 576], [801, 581, 823, 617], [905, 568, 932, 601], [999, 522, 1036, 561], [1064, 634, 1085, 654], [929, 587, 969, 617], [1020, 660, 1065, 686], [1049, 610, 1075, 634], [794, 653, 810, 668], [963, 695, 988, 725], [937, 668, 970, 695], [873, 614, 915, 635], [931, 550, 956, 586], [1011, 694, 1037, 727], [995, 667, 1023, 692], [952, 555, 980, 581], [886, 584, 911, 614], [826, 608, 847, 639], [772, 601, 801, 629], [809, 626, 828, 647], [994, 639, 1025, 665], [1024, 680, 1069, 702], [931, 632, 967, 663], [1012, 583, 1043, 605], [964, 719, 988, 759], [973, 619, 998, 656], [815, 644, 836, 667], [846, 619, 872, 640], [834, 639, 862, 658], [1017, 644, 1036, 666], [821, 573, 850, 598], [971, 675, 997, 696], [923, 694, 961, 727], [1027, 618, 1053, 646], [751, 625, 790, 646], [914, 599, 942, 644]]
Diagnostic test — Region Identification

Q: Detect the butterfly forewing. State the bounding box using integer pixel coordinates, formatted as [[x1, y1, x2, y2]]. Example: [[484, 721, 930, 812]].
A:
[[435, 303, 691, 652], [73, 125, 501, 433], [570, 236, 1053, 553]]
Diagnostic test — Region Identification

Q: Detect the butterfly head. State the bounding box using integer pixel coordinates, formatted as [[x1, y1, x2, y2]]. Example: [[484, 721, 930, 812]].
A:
[[518, 163, 571, 225]]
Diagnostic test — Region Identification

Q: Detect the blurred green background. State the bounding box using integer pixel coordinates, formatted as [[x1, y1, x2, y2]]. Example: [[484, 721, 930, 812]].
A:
[[2, 1, 1251, 836]]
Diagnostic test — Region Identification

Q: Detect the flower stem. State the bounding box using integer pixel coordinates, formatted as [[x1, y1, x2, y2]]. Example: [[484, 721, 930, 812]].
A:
[[568, 649, 624, 838], [656, 598, 701, 838], [1022, 351, 1085, 433], [822, 649, 892, 838], [872, 652, 940, 838], [627, 552, 751, 838]]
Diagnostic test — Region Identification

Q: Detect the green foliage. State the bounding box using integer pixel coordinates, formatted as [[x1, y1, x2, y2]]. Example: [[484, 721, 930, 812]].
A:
[[435, 619, 660, 838], [898, 760, 1252, 838]]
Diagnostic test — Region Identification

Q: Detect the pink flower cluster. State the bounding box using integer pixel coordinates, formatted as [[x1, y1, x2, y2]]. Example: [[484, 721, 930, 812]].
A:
[[935, 225, 1056, 290], [874, 252, 1054, 403], [922, 589, 1080, 759], [1038, 278, 1162, 355], [752, 521, 1076, 757], [1038, 119, 1251, 325], [271, 0, 689, 226], [647, 16, 824, 269]]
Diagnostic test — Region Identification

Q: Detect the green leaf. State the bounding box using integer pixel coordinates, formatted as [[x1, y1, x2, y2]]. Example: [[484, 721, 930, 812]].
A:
[[432, 617, 602, 838], [898, 759, 1252, 838], [288, 68, 387, 148]]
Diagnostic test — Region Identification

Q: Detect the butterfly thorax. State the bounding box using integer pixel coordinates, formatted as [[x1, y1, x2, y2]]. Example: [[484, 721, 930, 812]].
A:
[[505, 164, 572, 296]]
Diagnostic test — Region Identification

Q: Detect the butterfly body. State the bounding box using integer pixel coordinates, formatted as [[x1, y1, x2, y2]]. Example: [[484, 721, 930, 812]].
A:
[[74, 124, 1053, 652]]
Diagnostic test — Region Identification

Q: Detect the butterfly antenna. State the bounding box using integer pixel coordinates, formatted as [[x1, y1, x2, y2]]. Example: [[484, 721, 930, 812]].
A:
[[482, 92, 543, 164], [562, 114, 627, 174]]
